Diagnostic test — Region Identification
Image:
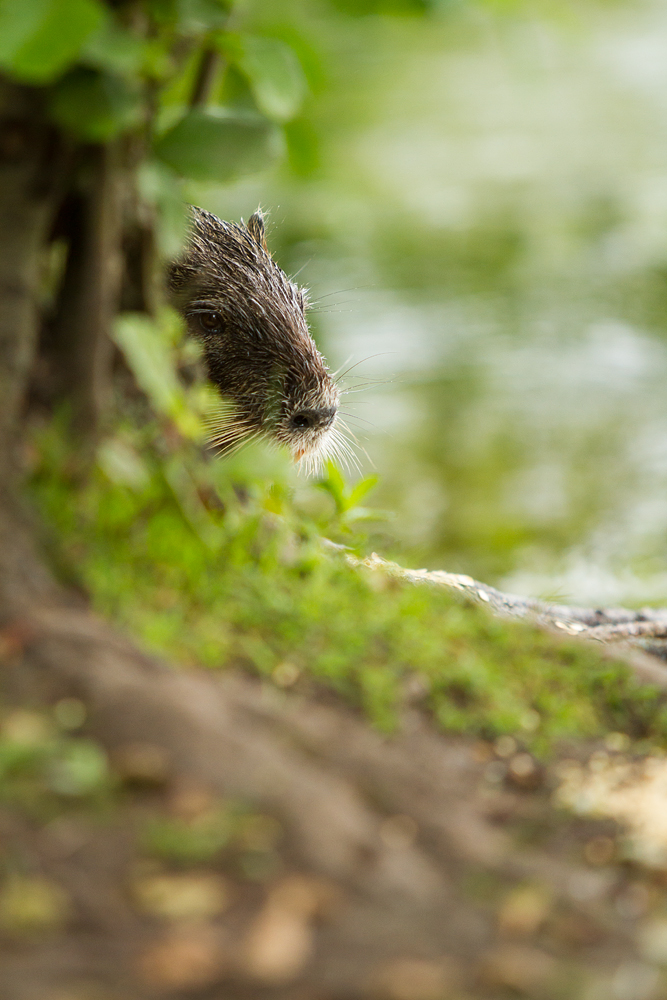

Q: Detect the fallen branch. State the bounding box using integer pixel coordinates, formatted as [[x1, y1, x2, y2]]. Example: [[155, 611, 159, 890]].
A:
[[341, 549, 667, 685]]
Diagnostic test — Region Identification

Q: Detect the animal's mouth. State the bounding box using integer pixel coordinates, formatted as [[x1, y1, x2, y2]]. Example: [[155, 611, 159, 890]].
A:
[[291, 436, 328, 471]]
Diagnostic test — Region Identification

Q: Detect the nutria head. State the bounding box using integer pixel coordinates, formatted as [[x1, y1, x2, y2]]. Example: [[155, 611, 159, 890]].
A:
[[169, 207, 341, 472]]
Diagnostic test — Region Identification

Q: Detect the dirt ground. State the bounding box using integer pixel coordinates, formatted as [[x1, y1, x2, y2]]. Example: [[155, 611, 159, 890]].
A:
[[0, 625, 665, 1000]]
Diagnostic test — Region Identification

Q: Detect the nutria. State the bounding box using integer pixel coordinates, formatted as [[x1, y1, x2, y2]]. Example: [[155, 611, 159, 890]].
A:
[[169, 207, 344, 473]]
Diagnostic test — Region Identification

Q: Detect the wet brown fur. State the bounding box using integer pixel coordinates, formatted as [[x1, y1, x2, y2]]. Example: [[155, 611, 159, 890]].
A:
[[169, 207, 340, 468]]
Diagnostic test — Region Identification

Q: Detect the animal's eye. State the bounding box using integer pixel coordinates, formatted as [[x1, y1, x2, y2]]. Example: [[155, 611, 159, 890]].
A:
[[198, 311, 224, 334], [291, 412, 314, 429]]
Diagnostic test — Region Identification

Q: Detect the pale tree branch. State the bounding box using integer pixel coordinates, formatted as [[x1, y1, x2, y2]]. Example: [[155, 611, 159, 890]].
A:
[[338, 548, 667, 685]]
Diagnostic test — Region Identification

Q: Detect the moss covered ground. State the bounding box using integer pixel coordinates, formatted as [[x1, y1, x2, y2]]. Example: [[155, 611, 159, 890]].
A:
[[26, 414, 667, 757]]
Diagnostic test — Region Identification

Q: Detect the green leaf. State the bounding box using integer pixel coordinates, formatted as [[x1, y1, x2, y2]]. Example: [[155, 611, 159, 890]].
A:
[[50, 68, 143, 142], [326, 461, 347, 497], [0, 0, 104, 83], [143, 0, 229, 32], [153, 110, 282, 182], [317, 466, 381, 520], [176, 0, 229, 34], [317, 462, 347, 513], [0, 0, 47, 61], [113, 312, 182, 418], [137, 161, 188, 260], [80, 16, 147, 76], [347, 474, 379, 508], [228, 35, 307, 122], [112, 311, 204, 439]]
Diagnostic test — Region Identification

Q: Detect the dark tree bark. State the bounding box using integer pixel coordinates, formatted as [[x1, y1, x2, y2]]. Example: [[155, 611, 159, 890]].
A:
[[48, 142, 124, 437], [0, 83, 62, 478]]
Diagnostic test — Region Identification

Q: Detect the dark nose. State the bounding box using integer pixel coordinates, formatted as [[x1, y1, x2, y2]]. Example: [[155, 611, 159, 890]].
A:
[[290, 407, 337, 431]]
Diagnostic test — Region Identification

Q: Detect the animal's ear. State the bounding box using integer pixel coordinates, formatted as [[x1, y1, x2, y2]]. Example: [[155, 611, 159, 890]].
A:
[[247, 210, 268, 252], [168, 262, 196, 290]]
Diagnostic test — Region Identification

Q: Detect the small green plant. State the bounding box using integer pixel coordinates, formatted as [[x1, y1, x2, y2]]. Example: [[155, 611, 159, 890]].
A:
[[27, 416, 667, 755], [316, 461, 385, 529]]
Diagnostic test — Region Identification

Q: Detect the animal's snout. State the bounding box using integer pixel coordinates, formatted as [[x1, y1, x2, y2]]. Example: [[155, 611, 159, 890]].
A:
[[290, 407, 337, 432]]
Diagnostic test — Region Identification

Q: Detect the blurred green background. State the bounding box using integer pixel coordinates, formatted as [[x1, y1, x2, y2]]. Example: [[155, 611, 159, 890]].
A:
[[180, 0, 667, 605]]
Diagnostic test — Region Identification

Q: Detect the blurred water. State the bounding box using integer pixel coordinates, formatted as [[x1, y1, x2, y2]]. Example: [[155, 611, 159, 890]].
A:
[[205, 0, 667, 603]]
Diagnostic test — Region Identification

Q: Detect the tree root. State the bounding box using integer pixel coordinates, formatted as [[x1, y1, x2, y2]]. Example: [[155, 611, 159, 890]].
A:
[[0, 508, 665, 996]]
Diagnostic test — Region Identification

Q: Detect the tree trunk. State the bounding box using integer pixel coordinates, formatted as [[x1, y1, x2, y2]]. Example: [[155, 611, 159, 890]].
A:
[[49, 142, 124, 437], [0, 82, 61, 479]]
